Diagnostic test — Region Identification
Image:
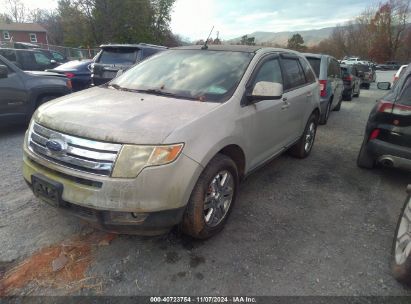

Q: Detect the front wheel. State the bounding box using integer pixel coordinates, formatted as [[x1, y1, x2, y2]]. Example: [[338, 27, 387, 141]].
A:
[[392, 190, 411, 287], [289, 113, 318, 159], [182, 154, 238, 239]]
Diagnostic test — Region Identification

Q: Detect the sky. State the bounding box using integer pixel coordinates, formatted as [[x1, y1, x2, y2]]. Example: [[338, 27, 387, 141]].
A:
[[1, 0, 374, 41]]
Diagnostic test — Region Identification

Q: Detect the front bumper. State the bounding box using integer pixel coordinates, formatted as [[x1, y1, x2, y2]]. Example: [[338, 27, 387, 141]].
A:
[[23, 141, 203, 234], [367, 139, 411, 170]]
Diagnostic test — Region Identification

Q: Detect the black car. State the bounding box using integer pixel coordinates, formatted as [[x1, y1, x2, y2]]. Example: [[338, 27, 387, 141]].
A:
[[357, 63, 411, 171], [0, 55, 72, 123], [0, 48, 59, 71], [341, 64, 361, 101], [91, 43, 167, 86], [356, 64, 375, 89], [47, 59, 92, 91]]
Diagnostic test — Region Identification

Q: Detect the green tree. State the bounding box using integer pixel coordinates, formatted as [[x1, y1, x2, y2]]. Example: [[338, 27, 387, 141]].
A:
[[287, 33, 306, 51]]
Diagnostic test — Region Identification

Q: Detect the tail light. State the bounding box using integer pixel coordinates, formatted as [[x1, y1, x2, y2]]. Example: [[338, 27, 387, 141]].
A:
[[319, 80, 327, 97], [369, 129, 380, 141], [64, 72, 75, 78], [393, 76, 398, 83], [344, 75, 352, 81], [377, 100, 411, 116], [66, 79, 72, 90]]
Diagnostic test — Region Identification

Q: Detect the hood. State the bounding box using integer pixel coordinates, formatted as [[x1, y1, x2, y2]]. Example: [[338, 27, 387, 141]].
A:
[[25, 71, 66, 78], [34, 87, 220, 144]]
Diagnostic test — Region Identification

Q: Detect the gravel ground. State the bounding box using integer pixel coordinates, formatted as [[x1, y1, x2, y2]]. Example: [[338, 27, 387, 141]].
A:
[[1, 71, 411, 296]]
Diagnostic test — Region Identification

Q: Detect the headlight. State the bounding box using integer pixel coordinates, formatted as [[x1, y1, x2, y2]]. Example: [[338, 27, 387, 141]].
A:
[[112, 143, 184, 178]]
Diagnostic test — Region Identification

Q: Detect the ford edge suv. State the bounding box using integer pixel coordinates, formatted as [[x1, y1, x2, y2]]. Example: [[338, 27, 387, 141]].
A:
[[23, 45, 321, 239]]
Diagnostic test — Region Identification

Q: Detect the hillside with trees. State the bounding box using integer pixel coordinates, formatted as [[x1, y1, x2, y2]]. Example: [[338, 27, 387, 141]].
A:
[[0, 0, 181, 47]]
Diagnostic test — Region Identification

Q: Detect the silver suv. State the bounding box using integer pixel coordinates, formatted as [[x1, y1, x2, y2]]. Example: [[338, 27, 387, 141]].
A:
[[23, 45, 321, 239]]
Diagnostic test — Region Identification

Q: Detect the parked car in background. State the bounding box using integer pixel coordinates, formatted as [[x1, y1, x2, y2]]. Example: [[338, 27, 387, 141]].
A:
[[0, 55, 72, 124], [393, 65, 409, 86], [23, 45, 320, 239], [340, 64, 361, 101], [91, 43, 167, 86], [0, 48, 59, 71], [47, 59, 92, 91], [392, 184, 411, 287], [356, 64, 375, 89], [304, 53, 343, 124], [341, 57, 367, 65], [357, 63, 411, 170], [376, 61, 401, 70]]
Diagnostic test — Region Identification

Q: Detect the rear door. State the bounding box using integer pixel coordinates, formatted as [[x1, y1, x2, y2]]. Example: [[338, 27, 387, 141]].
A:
[[280, 54, 311, 142]]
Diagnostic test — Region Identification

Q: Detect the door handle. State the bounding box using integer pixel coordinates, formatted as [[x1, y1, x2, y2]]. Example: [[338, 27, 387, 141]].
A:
[[306, 92, 313, 97]]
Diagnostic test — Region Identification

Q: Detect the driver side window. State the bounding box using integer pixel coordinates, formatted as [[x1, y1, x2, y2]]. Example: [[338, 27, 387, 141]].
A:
[[254, 58, 283, 85]]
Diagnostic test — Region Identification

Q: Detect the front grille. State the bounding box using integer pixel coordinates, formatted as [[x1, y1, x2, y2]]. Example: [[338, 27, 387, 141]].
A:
[[28, 122, 122, 176]]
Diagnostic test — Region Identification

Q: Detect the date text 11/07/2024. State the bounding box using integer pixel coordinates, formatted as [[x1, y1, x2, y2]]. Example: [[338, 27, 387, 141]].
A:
[[149, 297, 257, 303]]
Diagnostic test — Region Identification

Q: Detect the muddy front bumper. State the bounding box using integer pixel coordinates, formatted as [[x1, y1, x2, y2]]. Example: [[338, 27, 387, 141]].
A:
[[23, 142, 203, 235]]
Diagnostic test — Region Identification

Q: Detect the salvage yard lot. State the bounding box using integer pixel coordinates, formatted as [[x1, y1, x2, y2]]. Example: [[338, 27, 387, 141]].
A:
[[1, 71, 411, 296]]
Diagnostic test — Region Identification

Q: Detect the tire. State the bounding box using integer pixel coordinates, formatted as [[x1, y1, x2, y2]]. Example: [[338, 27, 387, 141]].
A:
[[391, 192, 411, 287], [182, 154, 239, 239], [357, 142, 374, 169], [354, 87, 360, 98], [363, 83, 370, 90], [289, 113, 318, 159], [319, 101, 331, 125], [334, 96, 342, 111]]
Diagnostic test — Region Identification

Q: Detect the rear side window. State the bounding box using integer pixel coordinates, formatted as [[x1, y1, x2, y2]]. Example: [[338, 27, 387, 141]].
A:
[[98, 48, 139, 65], [306, 57, 320, 77], [398, 76, 411, 106], [282, 58, 306, 90], [253, 58, 283, 85], [299, 58, 316, 83]]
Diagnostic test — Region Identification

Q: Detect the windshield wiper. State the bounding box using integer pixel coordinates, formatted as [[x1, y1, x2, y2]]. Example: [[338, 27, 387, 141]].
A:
[[107, 84, 136, 93]]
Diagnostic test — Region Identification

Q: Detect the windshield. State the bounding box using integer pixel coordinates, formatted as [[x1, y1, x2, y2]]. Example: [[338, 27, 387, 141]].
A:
[[99, 48, 139, 65], [110, 50, 254, 103]]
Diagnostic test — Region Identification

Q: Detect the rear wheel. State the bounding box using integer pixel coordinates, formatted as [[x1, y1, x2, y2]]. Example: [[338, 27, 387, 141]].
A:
[[289, 113, 318, 159], [391, 193, 411, 287], [182, 154, 238, 239], [357, 142, 374, 169], [334, 96, 342, 111], [319, 101, 331, 125]]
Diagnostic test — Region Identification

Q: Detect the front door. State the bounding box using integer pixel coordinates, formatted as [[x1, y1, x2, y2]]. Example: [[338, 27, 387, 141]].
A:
[[240, 55, 291, 170], [0, 58, 27, 118]]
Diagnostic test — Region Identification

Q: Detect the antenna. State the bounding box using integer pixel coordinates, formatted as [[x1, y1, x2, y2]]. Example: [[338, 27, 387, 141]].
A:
[[202, 26, 214, 50]]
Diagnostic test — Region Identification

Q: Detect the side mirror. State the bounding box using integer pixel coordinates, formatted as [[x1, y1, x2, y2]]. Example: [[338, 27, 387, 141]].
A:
[[377, 82, 391, 90], [248, 81, 283, 102], [0, 65, 8, 78]]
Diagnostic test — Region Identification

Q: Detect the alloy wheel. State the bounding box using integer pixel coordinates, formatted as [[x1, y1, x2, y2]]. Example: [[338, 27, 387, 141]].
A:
[[304, 122, 316, 152], [203, 170, 234, 227]]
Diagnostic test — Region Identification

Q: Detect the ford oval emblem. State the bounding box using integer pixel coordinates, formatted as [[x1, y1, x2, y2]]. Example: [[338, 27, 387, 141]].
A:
[[45, 139, 64, 153]]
